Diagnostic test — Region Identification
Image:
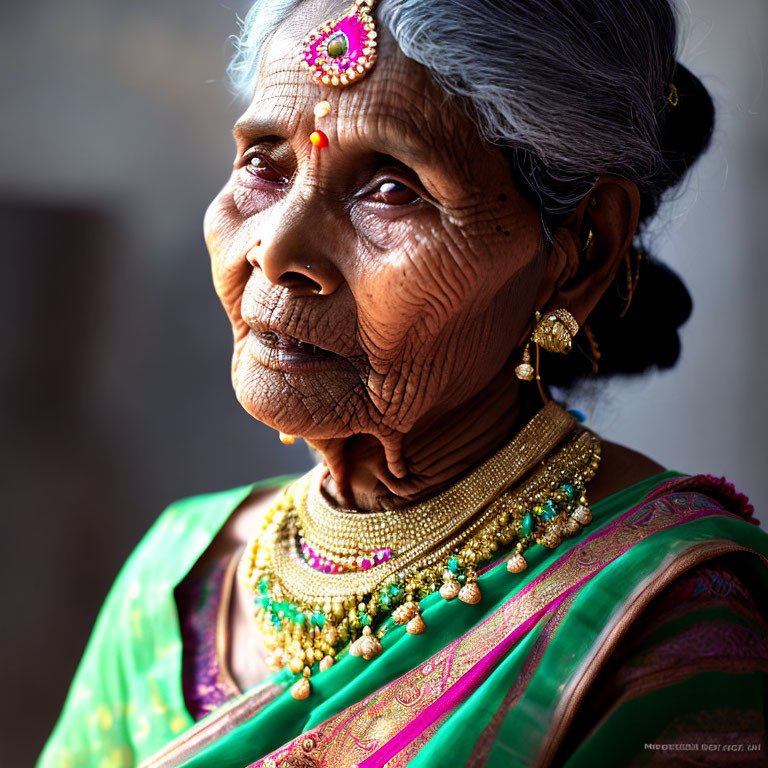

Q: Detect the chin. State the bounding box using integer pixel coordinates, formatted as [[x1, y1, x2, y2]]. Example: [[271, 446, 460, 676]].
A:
[[232, 352, 365, 441]]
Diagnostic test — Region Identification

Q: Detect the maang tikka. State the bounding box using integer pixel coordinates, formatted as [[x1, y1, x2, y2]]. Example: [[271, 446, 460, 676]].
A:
[[299, 0, 379, 148]]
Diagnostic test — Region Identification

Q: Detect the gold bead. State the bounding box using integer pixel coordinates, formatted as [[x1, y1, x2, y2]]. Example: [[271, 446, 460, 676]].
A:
[[515, 343, 535, 381], [392, 602, 418, 624], [539, 529, 562, 549], [439, 579, 460, 601], [564, 517, 582, 537], [406, 613, 427, 635], [278, 432, 296, 445], [319, 655, 335, 672], [357, 626, 383, 660], [458, 580, 482, 605], [290, 677, 311, 700], [506, 553, 527, 573], [288, 656, 304, 674], [572, 505, 593, 525]]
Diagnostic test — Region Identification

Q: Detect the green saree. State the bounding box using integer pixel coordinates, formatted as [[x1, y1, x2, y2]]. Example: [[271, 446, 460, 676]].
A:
[[38, 469, 768, 768]]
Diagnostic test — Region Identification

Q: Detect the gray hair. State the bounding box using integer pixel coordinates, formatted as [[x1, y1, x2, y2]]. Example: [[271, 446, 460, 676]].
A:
[[228, 0, 681, 234]]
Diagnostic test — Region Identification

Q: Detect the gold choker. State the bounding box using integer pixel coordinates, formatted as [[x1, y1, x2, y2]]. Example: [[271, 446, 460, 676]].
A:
[[238, 401, 601, 699]]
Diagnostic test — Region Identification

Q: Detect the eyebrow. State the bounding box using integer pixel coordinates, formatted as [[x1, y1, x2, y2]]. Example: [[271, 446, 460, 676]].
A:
[[234, 112, 297, 141], [233, 107, 436, 168]]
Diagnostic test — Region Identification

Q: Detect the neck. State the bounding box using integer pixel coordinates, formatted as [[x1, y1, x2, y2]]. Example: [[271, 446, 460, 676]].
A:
[[305, 360, 546, 511]]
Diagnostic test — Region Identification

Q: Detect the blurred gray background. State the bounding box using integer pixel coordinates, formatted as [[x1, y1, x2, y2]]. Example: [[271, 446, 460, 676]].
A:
[[0, 0, 766, 765]]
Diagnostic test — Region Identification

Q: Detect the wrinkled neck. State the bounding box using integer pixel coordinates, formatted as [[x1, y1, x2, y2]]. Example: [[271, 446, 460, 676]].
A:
[[308, 360, 545, 511]]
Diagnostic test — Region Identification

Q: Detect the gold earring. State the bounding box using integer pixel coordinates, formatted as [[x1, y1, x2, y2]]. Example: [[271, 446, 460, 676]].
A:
[[619, 247, 642, 318], [514, 344, 535, 381], [532, 308, 580, 355], [279, 432, 296, 445], [582, 322, 601, 375], [515, 309, 580, 402]]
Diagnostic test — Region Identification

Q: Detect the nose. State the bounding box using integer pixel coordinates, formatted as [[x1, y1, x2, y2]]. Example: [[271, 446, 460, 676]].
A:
[[246, 218, 344, 297]]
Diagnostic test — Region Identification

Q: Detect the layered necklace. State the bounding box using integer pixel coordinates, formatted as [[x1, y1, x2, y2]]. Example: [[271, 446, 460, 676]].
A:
[[238, 401, 601, 699]]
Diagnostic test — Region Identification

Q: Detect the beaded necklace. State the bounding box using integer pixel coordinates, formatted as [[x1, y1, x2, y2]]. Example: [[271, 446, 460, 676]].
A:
[[238, 401, 601, 699]]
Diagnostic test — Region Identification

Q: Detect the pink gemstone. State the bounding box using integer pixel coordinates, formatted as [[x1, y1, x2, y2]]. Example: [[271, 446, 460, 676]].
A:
[[360, 557, 373, 570], [373, 548, 391, 564], [309, 557, 318, 568], [303, 8, 370, 73]]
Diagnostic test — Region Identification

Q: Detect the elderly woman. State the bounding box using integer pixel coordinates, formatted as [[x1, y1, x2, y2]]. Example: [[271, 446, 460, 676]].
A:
[[39, 1, 768, 766]]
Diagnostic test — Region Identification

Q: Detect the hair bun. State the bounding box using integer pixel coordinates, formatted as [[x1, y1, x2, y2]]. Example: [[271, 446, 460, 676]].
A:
[[659, 62, 716, 190]]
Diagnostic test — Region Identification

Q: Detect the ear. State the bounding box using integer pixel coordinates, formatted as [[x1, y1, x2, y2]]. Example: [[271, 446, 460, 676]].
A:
[[534, 176, 641, 327]]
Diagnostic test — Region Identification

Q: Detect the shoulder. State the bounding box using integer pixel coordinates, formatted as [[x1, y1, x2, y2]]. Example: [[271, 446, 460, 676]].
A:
[[554, 554, 768, 767], [584, 433, 667, 505], [136, 473, 302, 572], [601, 554, 768, 686]]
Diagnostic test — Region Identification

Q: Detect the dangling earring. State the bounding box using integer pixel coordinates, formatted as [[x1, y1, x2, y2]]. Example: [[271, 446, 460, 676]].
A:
[[515, 309, 580, 403], [582, 322, 601, 375], [619, 247, 642, 318], [279, 432, 296, 445]]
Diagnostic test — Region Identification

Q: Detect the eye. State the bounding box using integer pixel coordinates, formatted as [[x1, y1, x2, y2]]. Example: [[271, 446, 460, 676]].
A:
[[367, 179, 420, 206], [243, 151, 288, 184]]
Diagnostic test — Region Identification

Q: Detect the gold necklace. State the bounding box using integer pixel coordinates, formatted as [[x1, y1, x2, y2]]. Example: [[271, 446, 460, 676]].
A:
[[238, 401, 601, 699]]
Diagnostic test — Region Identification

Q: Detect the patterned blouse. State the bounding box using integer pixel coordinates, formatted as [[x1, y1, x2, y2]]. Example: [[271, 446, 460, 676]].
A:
[[175, 554, 241, 721]]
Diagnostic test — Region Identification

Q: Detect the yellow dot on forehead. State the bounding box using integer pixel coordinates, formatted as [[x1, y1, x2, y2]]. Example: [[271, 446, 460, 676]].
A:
[[314, 100, 331, 118]]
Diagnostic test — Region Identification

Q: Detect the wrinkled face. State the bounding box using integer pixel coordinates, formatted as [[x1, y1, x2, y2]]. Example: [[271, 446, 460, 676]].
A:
[[204, 2, 550, 445]]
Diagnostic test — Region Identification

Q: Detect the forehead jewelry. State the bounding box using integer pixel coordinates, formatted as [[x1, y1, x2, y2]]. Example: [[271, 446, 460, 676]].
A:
[[299, 0, 379, 148]]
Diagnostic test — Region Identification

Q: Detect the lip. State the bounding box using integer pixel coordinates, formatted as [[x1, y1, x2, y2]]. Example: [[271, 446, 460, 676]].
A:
[[246, 328, 350, 373]]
